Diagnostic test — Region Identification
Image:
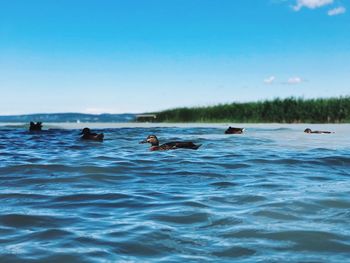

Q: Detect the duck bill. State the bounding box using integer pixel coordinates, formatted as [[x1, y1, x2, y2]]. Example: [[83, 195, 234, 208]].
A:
[[139, 140, 148, 144]]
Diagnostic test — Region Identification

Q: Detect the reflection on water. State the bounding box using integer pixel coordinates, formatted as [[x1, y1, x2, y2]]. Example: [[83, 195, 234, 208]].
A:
[[0, 124, 349, 262]]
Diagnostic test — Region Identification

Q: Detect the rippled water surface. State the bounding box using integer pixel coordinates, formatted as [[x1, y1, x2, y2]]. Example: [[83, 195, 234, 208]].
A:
[[0, 123, 349, 262]]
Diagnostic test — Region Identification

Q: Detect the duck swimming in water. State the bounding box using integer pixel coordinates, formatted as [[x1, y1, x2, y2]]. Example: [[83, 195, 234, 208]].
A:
[[304, 128, 333, 134], [140, 135, 201, 151], [80, 128, 104, 141], [225, 126, 244, 134], [29, 122, 43, 132]]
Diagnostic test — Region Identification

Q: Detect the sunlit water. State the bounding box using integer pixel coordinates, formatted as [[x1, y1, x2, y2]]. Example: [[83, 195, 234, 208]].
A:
[[0, 123, 349, 262]]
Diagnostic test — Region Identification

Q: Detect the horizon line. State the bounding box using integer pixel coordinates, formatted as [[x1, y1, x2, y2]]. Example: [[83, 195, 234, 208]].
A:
[[1, 95, 349, 116]]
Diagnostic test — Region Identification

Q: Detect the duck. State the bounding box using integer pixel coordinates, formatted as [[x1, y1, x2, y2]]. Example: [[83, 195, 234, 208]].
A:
[[304, 128, 333, 134], [80, 127, 104, 141], [225, 126, 244, 134], [29, 121, 43, 132], [140, 135, 202, 151]]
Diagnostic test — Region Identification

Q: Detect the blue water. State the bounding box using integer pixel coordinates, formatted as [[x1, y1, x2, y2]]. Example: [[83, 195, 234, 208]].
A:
[[0, 124, 350, 262]]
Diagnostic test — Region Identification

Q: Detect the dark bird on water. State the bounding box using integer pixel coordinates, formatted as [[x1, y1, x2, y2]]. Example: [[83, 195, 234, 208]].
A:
[[140, 135, 201, 151], [29, 122, 43, 132], [225, 126, 244, 134], [304, 128, 333, 134], [80, 128, 104, 141]]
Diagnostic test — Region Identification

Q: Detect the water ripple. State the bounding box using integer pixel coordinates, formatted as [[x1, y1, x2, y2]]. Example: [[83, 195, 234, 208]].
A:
[[0, 125, 349, 262]]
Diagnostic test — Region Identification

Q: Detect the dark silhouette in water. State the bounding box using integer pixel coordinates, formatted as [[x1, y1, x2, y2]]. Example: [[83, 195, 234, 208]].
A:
[[29, 122, 43, 131], [80, 128, 104, 141], [140, 135, 201, 151], [225, 127, 244, 134], [304, 128, 333, 134]]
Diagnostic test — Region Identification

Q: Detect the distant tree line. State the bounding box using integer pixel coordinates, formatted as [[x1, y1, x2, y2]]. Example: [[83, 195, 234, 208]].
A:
[[153, 97, 350, 123]]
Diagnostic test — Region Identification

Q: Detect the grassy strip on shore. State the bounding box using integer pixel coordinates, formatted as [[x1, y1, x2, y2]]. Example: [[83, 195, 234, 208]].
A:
[[153, 97, 350, 123]]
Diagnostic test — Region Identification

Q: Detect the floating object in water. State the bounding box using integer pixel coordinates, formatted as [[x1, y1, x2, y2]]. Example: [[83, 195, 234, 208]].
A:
[[29, 122, 43, 132], [225, 126, 244, 134], [140, 135, 201, 151], [80, 128, 104, 141], [304, 128, 333, 134]]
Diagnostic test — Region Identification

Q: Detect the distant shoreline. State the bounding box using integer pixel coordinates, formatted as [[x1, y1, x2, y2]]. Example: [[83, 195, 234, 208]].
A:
[[1, 122, 350, 131], [153, 97, 350, 123], [1, 97, 349, 124], [0, 113, 136, 123]]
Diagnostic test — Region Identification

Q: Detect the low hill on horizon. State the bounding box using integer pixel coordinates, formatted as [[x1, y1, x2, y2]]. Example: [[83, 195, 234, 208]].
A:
[[0, 113, 136, 123]]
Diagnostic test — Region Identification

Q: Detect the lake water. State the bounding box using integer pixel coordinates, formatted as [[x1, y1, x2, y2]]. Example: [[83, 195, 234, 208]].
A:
[[0, 123, 349, 262]]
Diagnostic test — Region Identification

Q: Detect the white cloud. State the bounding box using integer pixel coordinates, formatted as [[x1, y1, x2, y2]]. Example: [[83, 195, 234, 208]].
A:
[[264, 76, 276, 84], [293, 0, 333, 11], [287, 77, 303, 84], [328, 6, 346, 16]]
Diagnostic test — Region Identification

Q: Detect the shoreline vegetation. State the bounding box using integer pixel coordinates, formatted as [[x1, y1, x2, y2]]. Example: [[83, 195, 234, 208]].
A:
[[0, 97, 349, 124], [153, 97, 350, 123]]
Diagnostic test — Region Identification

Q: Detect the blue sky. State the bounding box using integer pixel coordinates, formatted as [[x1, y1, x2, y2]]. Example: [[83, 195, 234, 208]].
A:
[[0, 0, 349, 114]]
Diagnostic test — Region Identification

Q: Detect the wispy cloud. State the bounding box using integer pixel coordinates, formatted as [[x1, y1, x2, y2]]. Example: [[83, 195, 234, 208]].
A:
[[291, 0, 346, 16], [328, 6, 346, 16], [293, 0, 334, 11], [264, 76, 305, 85], [264, 76, 276, 84], [287, 77, 304, 84]]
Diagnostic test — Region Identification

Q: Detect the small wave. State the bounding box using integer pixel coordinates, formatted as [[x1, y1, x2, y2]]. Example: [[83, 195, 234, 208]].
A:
[[253, 210, 300, 220], [150, 212, 210, 225], [53, 193, 131, 202], [212, 246, 256, 258], [0, 125, 349, 262], [319, 156, 350, 166], [27, 228, 74, 240], [0, 214, 75, 228], [210, 181, 238, 188]]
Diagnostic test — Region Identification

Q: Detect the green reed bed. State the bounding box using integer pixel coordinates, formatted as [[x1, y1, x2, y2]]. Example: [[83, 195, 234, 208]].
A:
[[153, 97, 350, 123]]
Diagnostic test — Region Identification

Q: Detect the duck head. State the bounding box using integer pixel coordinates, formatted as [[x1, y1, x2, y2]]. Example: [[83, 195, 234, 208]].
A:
[[80, 127, 91, 135], [29, 121, 43, 131], [140, 135, 159, 146], [225, 126, 244, 134]]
